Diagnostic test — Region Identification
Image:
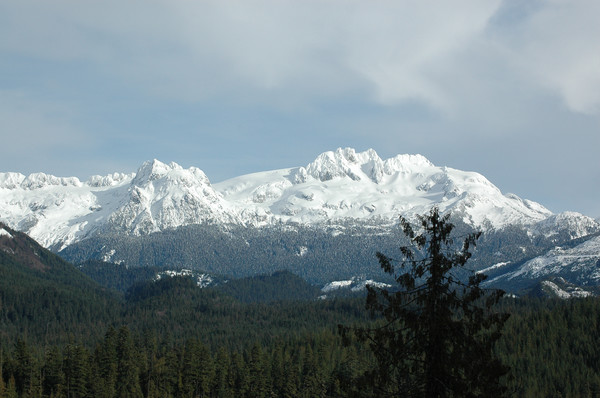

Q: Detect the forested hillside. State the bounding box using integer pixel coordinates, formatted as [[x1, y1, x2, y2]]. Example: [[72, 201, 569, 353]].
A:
[[59, 220, 595, 291], [2, 285, 600, 397], [0, 224, 119, 345], [2, 222, 600, 397]]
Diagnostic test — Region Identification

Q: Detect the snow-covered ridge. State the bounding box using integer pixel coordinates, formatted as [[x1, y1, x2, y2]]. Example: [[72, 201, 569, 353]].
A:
[[533, 211, 599, 240], [155, 269, 214, 288], [293, 148, 434, 184], [476, 261, 511, 275], [0, 226, 13, 238], [0, 148, 595, 251], [0, 159, 234, 249], [541, 279, 593, 299], [488, 235, 600, 286], [321, 277, 391, 293], [0, 172, 83, 190], [215, 147, 554, 229], [88, 172, 134, 188]]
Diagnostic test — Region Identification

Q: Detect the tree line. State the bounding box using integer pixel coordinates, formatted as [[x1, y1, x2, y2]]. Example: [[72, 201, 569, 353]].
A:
[[2, 296, 600, 397]]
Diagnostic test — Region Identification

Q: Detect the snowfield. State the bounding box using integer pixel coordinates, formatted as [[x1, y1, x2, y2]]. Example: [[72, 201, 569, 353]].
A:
[[0, 148, 596, 253]]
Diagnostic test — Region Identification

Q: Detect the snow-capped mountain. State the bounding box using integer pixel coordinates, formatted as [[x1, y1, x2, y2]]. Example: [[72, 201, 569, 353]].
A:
[[106, 160, 237, 236], [0, 148, 597, 256], [0, 159, 235, 250], [215, 147, 553, 229], [532, 212, 600, 241]]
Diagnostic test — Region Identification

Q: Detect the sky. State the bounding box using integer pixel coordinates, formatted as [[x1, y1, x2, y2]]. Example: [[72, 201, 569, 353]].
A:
[[0, 0, 599, 217]]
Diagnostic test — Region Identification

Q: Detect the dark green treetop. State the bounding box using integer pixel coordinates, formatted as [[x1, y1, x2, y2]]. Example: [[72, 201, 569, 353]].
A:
[[341, 207, 509, 397]]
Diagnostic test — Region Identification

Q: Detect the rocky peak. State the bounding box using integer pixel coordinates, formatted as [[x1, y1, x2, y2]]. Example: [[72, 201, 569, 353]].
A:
[[0, 172, 26, 189], [19, 173, 82, 190], [294, 148, 435, 184], [132, 159, 211, 188]]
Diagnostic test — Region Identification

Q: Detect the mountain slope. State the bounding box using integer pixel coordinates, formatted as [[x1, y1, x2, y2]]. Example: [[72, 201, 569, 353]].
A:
[[0, 160, 235, 250], [215, 147, 553, 229], [525, 276, 598, 299], [486, 233, 600, 290], [1, 148, 598, 290], [1, 148, 579, 252], [0, 223, 118, 343]]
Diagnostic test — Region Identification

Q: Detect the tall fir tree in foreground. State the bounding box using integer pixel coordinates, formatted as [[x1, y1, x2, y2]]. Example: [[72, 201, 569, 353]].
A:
[[341, 207, 509, 397]]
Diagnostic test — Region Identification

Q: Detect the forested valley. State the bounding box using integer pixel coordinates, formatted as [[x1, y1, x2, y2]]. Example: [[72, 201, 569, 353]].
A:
[[2, 223, 600, 397], [2, 275, 600, 396], [2, 276, 600, 397]]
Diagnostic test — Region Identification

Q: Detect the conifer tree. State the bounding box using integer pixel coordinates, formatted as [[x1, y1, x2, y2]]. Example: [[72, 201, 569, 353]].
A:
[[63, 343, 89, 398], [270, 342, 291, 398], [230, 352, 249, 396], [341, 207, 509, 397], [116, 326, 143, 398], [0, 368, 5, 397], [6, 375, 18, 398], [163, 349, 182, 397], [93, 326, 118, 398], [43, 346, 64, 397], [247, 343, 269, 398], [12, 339, 33, 396], [182, 339, 214, 397], [213, 347, 233, 398]]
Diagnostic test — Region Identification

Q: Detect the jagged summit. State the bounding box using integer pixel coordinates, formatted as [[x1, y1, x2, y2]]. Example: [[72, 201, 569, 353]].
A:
[[0, 172, 26, 189], [0, 160, 231, 249], [87, 172, 134, 188], [0, 148, 595, 251], [108, 159, 233, 236], [293, 148, 434, 184], [132, 159, 203, 185], [216, 147, 553, 229], [132, 159, 174, 185], [0, 171, 82, 190]]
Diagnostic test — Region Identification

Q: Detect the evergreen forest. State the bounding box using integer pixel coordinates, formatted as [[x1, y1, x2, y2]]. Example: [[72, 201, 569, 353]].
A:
[[1, 223, 600, 397], [2, 282, 600, 397]]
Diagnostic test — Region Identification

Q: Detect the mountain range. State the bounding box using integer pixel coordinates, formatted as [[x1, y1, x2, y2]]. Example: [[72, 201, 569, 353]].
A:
[[1, 148, 598, 292]]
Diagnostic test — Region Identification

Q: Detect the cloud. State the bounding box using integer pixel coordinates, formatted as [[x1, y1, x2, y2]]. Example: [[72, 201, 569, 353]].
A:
[[489, 0, 600, 114], [3, 0, 599, 116], [0, 1, 500, 107], [1, 0, 599, 216]]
